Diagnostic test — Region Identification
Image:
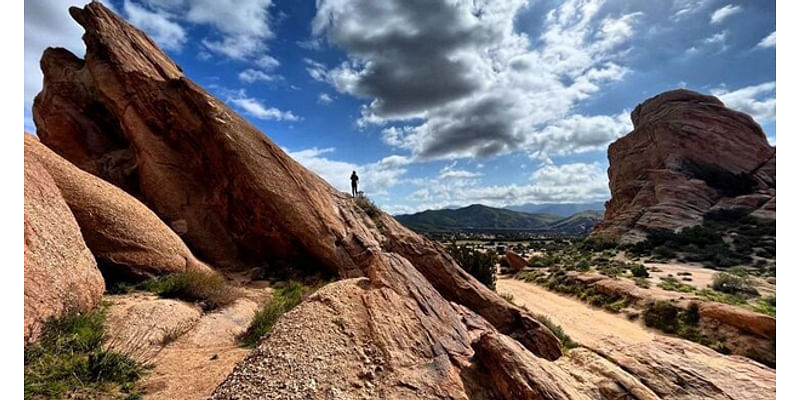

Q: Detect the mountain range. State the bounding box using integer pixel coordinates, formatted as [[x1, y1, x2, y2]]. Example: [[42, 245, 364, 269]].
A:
[[505, 201, 605, 217], [394, 204, 604, 234]]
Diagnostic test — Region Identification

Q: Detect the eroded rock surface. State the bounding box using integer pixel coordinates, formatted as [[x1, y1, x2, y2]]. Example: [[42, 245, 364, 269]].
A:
[[25, 134, 210, 281], [24, 151, 104, 344], [594, 89, 776, 242]]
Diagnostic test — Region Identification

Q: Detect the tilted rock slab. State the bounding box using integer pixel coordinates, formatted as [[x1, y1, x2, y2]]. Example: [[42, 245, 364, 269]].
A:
[[593, 89, 776, 242], [25, 134, 211, 281], [32, 4, 775, 399], [24, 150, 104, 344]]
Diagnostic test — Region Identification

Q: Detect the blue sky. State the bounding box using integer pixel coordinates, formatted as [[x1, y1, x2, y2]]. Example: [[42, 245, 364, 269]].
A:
[[24, 0, 776, 215]]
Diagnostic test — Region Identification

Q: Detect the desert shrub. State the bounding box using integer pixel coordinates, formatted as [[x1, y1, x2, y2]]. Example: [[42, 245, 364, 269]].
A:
[[24, 308, 146, 399], [710, 272, 758, 296], [696, 288, 748, 306], [499, 292, 515, 304], [528, 254, 556, 268], [534, 314, 578, 350], [240, 281, 312, 347], [354, 193, 382, 222], [629, 263, 649, 278], [752, 296, 776, 317], [657, 276, 695, 293], [579, 236, 618, 252], [704, 208, 750, 223], [446, 244, 497, 290], [142, 270, 238, 311], [643, 300, 704, 342], [633, 277, 651, 288]]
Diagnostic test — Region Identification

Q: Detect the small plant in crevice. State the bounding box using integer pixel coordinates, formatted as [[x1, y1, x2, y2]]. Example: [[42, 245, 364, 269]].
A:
[[533, 313, 578, 351], [239, 281, 316, 348]]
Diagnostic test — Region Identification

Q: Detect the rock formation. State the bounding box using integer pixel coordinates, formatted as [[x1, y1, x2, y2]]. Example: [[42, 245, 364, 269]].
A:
[[24, 152, 104, 344], [505, 251, 527, 273], [593, 89, 776, 242], [27, 3, 776, 399], [25, 134, 211, 281]]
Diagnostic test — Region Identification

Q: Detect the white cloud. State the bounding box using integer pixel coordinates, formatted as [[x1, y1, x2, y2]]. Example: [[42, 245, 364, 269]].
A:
[[311, 0, 641, 161], [255, 55, 280, 70], [703, 31, 727, 45], [710, 4, 742, 24], [229, 97, 299, 121], [712, 81, 776, 125], [756, 31, 776, 49], [287, 148, 408, 196], [238, 69, 280, 83], [123, 0, 186, 51], [318, 93, 333, 104]]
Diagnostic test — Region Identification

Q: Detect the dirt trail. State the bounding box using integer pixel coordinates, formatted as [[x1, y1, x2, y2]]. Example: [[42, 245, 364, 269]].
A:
[[496, 278, 654, 348]]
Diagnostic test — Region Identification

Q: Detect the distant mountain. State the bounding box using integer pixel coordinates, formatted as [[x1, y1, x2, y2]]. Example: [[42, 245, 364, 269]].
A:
[[548, 210, 605, 235], [395, 204, 603, 234], [505, 201, 605, 217]]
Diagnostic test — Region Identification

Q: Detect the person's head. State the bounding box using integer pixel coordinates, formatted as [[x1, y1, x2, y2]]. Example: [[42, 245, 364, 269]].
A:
[[352, 170, 356, 175]]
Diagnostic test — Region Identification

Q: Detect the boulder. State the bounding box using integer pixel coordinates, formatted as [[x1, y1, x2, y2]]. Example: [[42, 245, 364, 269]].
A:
[[593, 89, 776, 242], [25, 134, 211, 281], [24, 153, 104, 344], [505, 250, 527, 273]]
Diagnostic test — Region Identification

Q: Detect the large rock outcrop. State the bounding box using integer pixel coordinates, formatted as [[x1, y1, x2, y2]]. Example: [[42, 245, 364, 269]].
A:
[[593, 89, 776, 242], [33, 0, 560, 364], [24, 153, 104, 344], [24, 134, 210, 281], [30, 4, 776, 399]]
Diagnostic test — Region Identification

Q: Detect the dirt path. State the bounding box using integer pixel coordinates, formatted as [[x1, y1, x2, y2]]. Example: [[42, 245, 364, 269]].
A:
[[496, 278, 654, 348]]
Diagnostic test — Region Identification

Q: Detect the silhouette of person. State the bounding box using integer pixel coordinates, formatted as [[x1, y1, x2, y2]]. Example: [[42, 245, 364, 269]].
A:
[[350, 170, 359, 197]]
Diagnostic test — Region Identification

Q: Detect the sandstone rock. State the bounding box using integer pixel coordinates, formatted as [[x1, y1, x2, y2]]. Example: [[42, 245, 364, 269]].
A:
[[505, 251, 527, 273], [25, 134, 211, 281], [24, 153, 104, 344], [594, 89, 776, 242], [33, 2, 561, 361]]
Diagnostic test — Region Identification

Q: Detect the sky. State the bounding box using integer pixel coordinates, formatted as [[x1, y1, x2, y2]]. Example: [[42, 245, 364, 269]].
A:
[[24, 0, 776, 215]]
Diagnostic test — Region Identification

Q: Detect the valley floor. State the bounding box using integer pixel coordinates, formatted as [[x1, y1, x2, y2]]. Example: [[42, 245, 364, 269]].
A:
[[497, 277, 654, 348]]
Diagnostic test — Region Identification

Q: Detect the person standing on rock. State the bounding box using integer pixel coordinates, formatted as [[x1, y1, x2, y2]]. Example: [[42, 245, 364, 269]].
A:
[[350, 171, 359, 197]]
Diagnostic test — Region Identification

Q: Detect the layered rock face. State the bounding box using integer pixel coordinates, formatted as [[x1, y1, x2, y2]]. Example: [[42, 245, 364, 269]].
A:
[[25, 135, 210, 281], [593, 89, 776, 242], [29, 3, 776, 399], [24, 151, 104, 344]]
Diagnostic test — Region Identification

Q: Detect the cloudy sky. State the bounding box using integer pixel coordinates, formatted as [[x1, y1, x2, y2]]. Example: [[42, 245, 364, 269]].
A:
[[24, 0, 776, 214]]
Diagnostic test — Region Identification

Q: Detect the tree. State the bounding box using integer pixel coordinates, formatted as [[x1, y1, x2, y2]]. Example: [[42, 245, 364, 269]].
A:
[[446, 243, 497, 290]]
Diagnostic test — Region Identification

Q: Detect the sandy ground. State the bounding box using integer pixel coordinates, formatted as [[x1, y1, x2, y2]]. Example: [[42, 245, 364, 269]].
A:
[[496, 278, 654, 348], [645, 262, 717, 288]]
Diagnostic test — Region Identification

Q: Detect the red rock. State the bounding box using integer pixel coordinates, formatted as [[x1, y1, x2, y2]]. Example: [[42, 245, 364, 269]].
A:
[[594, 89, 776, 242], [24, 150, 104, 344], [505, 250, 527, 272], [25, 134, 211, 281]]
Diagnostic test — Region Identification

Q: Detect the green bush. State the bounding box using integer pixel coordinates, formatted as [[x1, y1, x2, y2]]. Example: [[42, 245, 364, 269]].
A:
[[643, 300, 702, 338], [751, 296, 776, 317], [446, 244, 497, 290], [633, 277, 651, 288], [141, 270, 238, 311], [657, 276, 695, 293], [534, 314, 578, 350], [579, 236, 617, 252], [24, 308, 146, 399], [499, 292, 515, 304], [710, 272, 758, 296], [240, 281, 312, 347], [629, 263, 649, 278]]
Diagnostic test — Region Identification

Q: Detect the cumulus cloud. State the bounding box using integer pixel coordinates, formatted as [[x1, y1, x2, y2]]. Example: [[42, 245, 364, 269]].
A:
[[229, 97, 299, 121], [756, 31, 776, 49], [710, 4, 742, 24], [712, 81, 776, 125], [311, 0, 641, 161], [318, 93, 334, 104]]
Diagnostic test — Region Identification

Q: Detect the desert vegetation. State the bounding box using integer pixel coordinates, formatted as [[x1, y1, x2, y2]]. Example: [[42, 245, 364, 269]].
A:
[[445, 243, 498, 290], [239, 281, 316, 348], [111, 270, 239, 311], [24, 307, 147, 399]]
